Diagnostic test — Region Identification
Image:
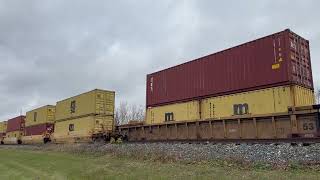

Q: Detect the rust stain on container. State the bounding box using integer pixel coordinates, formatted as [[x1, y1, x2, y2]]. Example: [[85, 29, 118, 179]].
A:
[[146, 29, 313, 107], [6, 116, 25, 132]]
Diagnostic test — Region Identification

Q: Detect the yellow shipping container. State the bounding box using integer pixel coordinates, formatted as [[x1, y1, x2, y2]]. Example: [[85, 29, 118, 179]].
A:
[[26, 105, 55, 127], [53, 115, 114, 143], [146, 100, 200, 124], [55, 89, 115, 121], [0, 121, 7, 143], [21, 135, 46, 144], [4, 130, 23, 144], [145, 85, 315, 124], [0, 121, 7, 133]]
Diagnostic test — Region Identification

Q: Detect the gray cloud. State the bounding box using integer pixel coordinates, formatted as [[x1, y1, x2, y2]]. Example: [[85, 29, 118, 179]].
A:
[[0, 0, 319, 120]]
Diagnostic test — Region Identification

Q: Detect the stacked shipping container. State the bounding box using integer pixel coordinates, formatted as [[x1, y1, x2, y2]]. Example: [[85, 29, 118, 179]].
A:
[[146, 85, 314, 124], [146, 29, 315, 124], [0, 121, 7, 143], [53, 89, 115, 143], [22, 105, 56, 144], [4, 116, 25, 144]]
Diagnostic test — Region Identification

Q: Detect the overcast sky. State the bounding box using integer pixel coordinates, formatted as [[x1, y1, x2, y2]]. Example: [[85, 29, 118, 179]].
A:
[[0, 1, 319, 120]]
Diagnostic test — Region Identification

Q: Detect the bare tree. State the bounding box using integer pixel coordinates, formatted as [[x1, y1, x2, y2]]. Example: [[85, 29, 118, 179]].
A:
[[115, 101, 145, 125], [315, 89, 320, 104], [114, 107, 120, 125], [130, 104, 138, 121], [136, 104, 145, 121], [115, 101, 129, 125], [129, 104, 145, 122]]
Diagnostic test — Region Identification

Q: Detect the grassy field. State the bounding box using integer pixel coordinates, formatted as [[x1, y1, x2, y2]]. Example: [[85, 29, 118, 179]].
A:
[[0, 148, 320, 180]]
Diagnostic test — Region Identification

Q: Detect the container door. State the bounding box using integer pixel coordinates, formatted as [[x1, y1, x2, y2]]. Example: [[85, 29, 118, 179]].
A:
[[95, 92, 105, 115], [288, 32, 313, 88]]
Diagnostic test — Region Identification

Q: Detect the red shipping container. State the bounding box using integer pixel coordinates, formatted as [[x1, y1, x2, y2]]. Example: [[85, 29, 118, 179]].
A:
[[147, 29, 314, 107], [6, 116, 25, 132], [25, 123, 54, 136]]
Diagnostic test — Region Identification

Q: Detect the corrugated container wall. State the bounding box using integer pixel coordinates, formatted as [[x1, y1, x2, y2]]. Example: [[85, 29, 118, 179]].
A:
[[0, 121, 7, 133], [0, 121, 7, 139], [55, 89, 115, 121], [146, 29, 313, 107], [54, 115, 114, 141], [146, 85, 315, 124], [6, 116, 25, 132], [6, 131, 23, 139], [25, 123, 54, 136], [26, 105, 55, 127]]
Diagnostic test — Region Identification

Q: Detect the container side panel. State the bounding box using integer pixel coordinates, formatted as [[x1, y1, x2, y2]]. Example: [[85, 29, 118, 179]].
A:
[[55, 90, 115, 121], [53, 115, 113, 142], [4, 130, 24, 144], [6, 116, 25, 132], [0, 121, 7, 133], [145, 85, 314, 124], [6, 130, 24, 139], [54, 116, 95, 139], [25, 123, 54, 136], [145, 100, 199, 124], [55, 91, 95, 121], [26, 106, 56, 127], [147, 30, 313, 107]]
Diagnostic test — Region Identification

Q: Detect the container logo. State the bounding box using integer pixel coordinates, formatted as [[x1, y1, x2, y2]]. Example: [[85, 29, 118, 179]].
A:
[[272, 63, 280, 70], [150, 77, 154, 93], [272, 38, 283, 70], [302, 122, 314, 131]]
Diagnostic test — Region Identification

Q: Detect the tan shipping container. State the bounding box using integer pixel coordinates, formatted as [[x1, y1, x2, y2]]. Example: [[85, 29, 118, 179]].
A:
[[145, 85, 315, 124], [53, 115, 114, 143], [55, 89, 115, 121], [4, 130, 24, 144], [26, 105, 55, 127], [146, 101, 199, 124], [0, 121, 7, 133], [0, 121, 7, 143], [21, 135, 47, 144]]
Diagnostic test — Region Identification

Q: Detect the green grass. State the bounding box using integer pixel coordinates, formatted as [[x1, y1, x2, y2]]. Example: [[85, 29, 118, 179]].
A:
[[0, 149, 319, 180]]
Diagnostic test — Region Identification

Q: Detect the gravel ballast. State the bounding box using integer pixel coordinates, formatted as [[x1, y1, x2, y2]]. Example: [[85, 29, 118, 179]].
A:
[[1, 142, 320, 166]]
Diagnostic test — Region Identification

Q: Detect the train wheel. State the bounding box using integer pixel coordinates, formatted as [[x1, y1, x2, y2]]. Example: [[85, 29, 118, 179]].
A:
[[43, 138, 51, 144], [92, 135, 105, 144], [122, 135, 128, 142]]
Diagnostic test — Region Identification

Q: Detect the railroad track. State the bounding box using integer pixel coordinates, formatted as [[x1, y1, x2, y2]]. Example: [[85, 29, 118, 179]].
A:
[[1, 137, 320, 146]]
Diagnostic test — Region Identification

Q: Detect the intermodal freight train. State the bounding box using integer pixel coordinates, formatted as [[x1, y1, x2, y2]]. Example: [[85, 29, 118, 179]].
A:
[[0, 29, 318, 144], [0, 89, 115, 144]]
